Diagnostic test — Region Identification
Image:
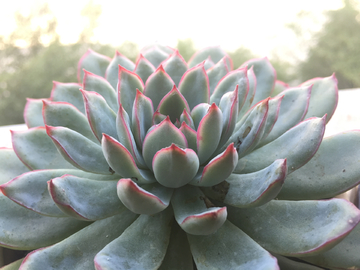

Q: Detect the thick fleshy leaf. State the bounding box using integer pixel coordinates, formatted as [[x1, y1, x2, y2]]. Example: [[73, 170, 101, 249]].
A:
[[94, 208, 173, 270], [50, 82, 84, 114], [117, 66, 144, 119], [271, 80, 289, 97], [43, 100, 98, 143], [0, 169, 116, 217], [227, 199, 360, 256], [142, 117, 187, 169], [0, 194, 88, 250], [179, 122, 197, 153], [117, 179, 173, 215], [207, 56, 229, 95], [158, 222, 194, 270], [191, 103, 210, 130], [301, 74, 338, 123], [116, 105, 146, 169], [152, 110, 167, 125], [203, 159, 287, 208], [234, 116, 326, 174], [191, 144, 238, 187], [238, 66, 256, 119], [203, 56, 215, 70], [101, 134, 155, 183], [23, 98, 45, 128], [179, 108, 195, 129], [210, 67, 248, 109], [225, 98, 269, 158], [81, 90, 117, 142], [49, 175, 123, 221], [133, 54, 156, 84], [46, 126, 112, 174], [131, 90, 154, 147], [171, 185, 227, 235], [162, 50, 188, 86], [0, 148, 29, 185], [11, 127, 76, 170], [153, 144, 199, 188], [19, 210, 138, 270], [241, 57, 276, 105], [1, 258, 24, 270], [258, 85, 312, 147], [142, 46, 171, 68], [82, 70, 118, 112], [187, 220, 279, 270], [77, 49, 111, 83], [273, 254, 323, 270], [188, 46, 232, 70], [105, 51, 135, 89], [178, 62, 210, 110], [278, 130, 360, 200], [197, 103, 223, 164], [157, 85, 190, 123], [143, 65, 175, 110], [302, 222, 360, 269]]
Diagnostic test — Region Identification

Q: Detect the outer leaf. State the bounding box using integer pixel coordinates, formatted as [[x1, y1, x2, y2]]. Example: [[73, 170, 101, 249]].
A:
[[237, 66, 256, 119], [278, 130, 360, 200], [234, 116, 326, 174], [152, 144, 199, 188], [171, 185, 227, 235], [23, 98, 45, 128], [117, 179, 173, 215], [46, 126, 112, 174], [241, 57, 276, 105], [133, 54, 156, 84], [203, 56, 215, 70], [0, 148, 29, 185], [271, 80, 289, 97], [94, 208, 173, 270], [178, 62, 210, 110], [0, 194, 88, 250], [43, 100, 98, 143], [142, 46, 171, 68], [82, 70, 118, 112], [301, 74, 338, 123], [162, 50, 188, 86], [187, 220, 279, 270], [11, 127, 76, 170], [207, 56, 229, 95], [143, 65, 175, 110], [142, 117, 187, 169], [50, 82, 84, 114], [19, 210, 138, 270], [117, 66, 144, 119], [227, 199, 360, 256], [105, 51, 135, 89], [203, 159, 287, 208], [49, 176, 124, 221], [188, 46, 232, 70], [302, 222, 360, 269], [77, 49, 111, 83]]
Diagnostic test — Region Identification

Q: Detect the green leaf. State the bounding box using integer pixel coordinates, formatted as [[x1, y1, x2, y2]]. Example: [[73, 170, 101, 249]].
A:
[[0, 148, 29, 185], [179, 123, 197, 153], [203, 56, 215, 70], [117, 179, 173, 215], [190, 103, 210, 130], [187, 220, 279, 270], [237, 66, 256, 119], [49, 176, 124, 221], [43, 100, 98, 143], [24, 98, 45, 128], [171, 185, 227, 235], [12, 127, 76, 170], [188, 46, 231, 69], [142, 46, 170, 68], [235, 116, 326, 174], [106, 51, 135, 89], [94, 208, 173, 270], [46, 126, 112, 174], [272, 254, 323, 270], [0, 258, 24, 270], [178, 63, 210, 110], [301, 74, 338, 123], [207, 57, 229, 95], [278, 131, 360, 200], [179, 109, 195, 129], [203, 159, 287, 207], [153, 144, 199, 188], [134, 54, 156, 84], [162, 50, 188, 87], [50, 82, 84, 114], [19, 210, 138, 270], [77, 49, 111, 83], [0, 194, 88, 250], [227, 199, 360, 256]]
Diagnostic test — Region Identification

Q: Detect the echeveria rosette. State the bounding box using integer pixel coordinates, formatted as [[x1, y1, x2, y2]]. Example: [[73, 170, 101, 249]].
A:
[[0, 45, 359, 270]]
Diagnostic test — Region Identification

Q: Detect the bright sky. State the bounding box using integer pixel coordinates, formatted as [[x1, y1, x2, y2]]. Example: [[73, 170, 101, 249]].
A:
[[0, 0, 344, 57]]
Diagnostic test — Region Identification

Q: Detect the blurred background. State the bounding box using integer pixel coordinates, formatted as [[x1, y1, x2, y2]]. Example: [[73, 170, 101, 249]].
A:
[[0, 0, 359, 125]]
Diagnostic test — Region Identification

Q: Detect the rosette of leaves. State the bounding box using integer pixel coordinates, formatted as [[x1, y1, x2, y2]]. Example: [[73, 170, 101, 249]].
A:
[[1, 44, 360, 270]]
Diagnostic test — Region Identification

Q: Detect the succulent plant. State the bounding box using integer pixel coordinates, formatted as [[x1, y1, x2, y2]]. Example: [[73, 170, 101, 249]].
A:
[[0, 44, 360, 270]]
